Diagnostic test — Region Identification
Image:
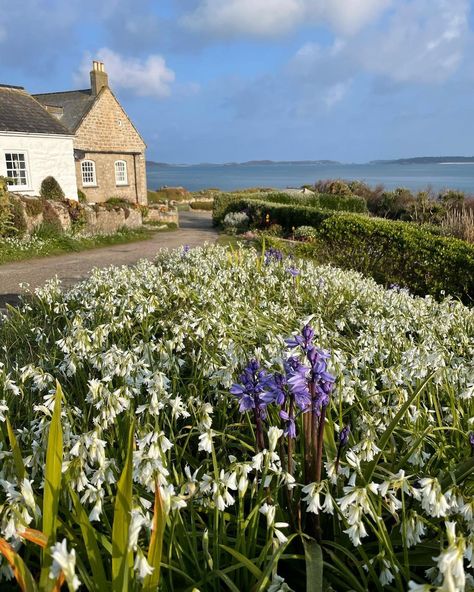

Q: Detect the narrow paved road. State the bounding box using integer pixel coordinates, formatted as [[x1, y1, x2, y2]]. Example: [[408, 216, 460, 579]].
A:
[[0, 211, 217, 308]]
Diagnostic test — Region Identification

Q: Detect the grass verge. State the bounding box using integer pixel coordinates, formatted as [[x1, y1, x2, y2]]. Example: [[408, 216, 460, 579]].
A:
[[0, 226, 168, 266]]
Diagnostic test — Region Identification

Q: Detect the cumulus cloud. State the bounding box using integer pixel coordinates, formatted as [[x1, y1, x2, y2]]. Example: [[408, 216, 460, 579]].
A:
[[181, 0, 391, 38], [75, 48, 175, 99]]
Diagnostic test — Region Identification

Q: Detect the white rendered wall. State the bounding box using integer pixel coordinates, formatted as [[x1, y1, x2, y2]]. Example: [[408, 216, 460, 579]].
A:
[[0, 132, 78, 200]]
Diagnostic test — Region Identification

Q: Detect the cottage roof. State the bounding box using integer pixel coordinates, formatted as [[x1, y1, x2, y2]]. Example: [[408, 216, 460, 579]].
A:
[[33, 89, 95, 133], [0, 85, 72, 135]]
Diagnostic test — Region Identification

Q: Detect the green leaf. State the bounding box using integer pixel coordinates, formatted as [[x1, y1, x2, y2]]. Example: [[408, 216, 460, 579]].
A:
[[254, 534, 298, 592], [363, 374, 433, 483], [440, 456, 474, 489], [143, 483, 166, 592], [0, 538, 38, 592], [69, 488, 108, 592], [303, 539, 323, 592], [39, 381, 64, 591], [219, 545, 263, 580], [112, 420, 134, 592], [6, 416, 25, 481]]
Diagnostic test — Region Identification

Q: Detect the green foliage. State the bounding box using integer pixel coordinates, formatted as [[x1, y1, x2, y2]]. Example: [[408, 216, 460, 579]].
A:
[[0, 176, 15, 237], [77, 189, 87, 203], [106, 197, 132, 207], [264, 213, 474, 301], [189, 200, 214, 210], [294, 225, 318, 242], [40, 176, 65, 202]]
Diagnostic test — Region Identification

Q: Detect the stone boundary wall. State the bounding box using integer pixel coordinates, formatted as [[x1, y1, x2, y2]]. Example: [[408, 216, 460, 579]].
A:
[[6, 193, 176, 237]]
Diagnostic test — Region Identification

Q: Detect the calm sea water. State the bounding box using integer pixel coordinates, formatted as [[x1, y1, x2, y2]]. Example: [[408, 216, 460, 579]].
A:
[[146, 162, 474, 193]]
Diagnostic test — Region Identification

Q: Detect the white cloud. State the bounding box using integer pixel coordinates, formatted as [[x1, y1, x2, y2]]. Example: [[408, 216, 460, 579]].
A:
[[357, 0, 469, 83], [75, 48, 175, 99], [181, 0, 391, 38]]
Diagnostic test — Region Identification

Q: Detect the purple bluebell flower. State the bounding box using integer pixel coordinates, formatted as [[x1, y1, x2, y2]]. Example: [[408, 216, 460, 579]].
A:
[[470, 432, 474, 454], [339, 424, 351, 447], [264, 372, 287, 405], [264, 247, 283, 265], [280, 409, 296, 439], [286, 266, 300, 277], [285, 324, 315, 353], [230, 359, 273, 416]]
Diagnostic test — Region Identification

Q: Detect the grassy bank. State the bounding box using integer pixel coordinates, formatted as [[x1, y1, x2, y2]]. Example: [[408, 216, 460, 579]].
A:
[[0, 226, 166, 265]]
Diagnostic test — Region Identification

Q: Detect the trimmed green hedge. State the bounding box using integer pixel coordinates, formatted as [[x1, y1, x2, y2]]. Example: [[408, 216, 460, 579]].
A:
[[264, 214, 474, 302], [212, 191, 366, 223], [190, 200, 214, 210], [213, 194, 474, 301]]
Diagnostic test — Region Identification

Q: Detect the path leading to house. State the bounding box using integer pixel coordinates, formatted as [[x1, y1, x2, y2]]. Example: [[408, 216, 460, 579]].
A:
[[0, 211, 217, 309]]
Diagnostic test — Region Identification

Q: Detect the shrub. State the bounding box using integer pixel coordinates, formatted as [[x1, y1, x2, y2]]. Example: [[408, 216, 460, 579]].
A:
[[40, 176, 65, 201], [265, 213, 474, 301], [77, 189, 87, 203], [294, 225, 317, 242], [314, 179, 353, 196], [105, 197, 131, 207], [265, 223, 284, 236], [223, 211, 250, 234], [189, 200, 214, 210], [0, 176, 15, 237]]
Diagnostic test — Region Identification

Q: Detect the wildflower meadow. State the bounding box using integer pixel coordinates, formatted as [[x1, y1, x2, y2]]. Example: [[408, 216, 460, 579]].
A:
[[0, 244, 473, 591]]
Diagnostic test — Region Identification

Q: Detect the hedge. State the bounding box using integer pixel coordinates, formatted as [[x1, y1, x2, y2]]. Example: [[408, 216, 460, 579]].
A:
[[264, 214, 474, 302], [213, 194, 474, 301], [212, 191, 366, 223], [190, 200, 214, 210], [213, 196, 335, 228]]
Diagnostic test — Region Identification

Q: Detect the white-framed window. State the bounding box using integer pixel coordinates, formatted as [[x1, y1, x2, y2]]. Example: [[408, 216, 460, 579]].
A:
[[4, 152, 29, 188], [114, 160, 128, 186], [81, 160, 96, 187]]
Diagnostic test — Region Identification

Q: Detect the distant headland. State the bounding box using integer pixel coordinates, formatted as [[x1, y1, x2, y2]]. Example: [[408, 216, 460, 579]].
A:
[[147, 156, 474, 167]]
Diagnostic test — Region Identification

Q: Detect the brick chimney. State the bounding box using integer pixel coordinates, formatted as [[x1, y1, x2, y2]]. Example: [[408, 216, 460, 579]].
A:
[[90, 60, 108, 96]]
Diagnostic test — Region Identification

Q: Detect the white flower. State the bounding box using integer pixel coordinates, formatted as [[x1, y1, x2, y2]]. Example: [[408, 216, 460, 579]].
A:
[[134, 549, 154, 580], [434, 521, 466, 592], [49, 539, 81, 591], [198, 430, 213, 453], [268, 426, 283, 453]]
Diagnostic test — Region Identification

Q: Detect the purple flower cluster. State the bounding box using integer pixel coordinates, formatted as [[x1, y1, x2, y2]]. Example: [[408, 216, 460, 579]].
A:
[[230, 324, 336, 440], [230, 359, 274, 417], [286, 324, 335, 416], [264, 247, 283, 265]]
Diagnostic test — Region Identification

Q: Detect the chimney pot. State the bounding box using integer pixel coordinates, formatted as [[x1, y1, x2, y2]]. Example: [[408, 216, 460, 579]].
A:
[[90, 60, 108, 95]]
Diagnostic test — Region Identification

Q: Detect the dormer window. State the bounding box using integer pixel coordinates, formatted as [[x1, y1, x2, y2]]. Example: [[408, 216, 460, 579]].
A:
[[114, 160, 128, 186], [81, 160, 96, 187]]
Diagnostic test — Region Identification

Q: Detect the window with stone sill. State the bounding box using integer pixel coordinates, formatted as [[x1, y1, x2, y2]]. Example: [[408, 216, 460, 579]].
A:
[[81, 160, 96, 187], [4, 152, 29, 188], [114, 160, 128, 186]]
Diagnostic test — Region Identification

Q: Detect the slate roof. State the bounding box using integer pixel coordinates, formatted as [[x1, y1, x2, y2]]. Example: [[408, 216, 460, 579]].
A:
[[33, 89, 96, 133], [0, 85, 72, 135]]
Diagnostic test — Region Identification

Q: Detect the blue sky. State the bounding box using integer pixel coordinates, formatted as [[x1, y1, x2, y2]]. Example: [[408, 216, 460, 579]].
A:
[[0, 0, 472, 163]]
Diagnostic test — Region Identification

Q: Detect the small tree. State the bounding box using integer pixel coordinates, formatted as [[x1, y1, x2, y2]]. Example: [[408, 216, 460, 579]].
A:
[[40, 176, 65, 201]]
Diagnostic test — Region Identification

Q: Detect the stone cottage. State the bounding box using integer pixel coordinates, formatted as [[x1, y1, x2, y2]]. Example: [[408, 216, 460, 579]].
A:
[[0, 85, 77, 198], [34, 61, 147, 205]]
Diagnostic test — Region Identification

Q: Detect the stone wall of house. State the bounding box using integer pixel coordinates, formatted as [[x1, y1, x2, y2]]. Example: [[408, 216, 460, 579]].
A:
[[74, 88, 147, 205], [74, 152, 143, 204]]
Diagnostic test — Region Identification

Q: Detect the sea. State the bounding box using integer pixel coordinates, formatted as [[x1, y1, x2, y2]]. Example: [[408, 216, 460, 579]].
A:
[[146, 162, 474, 194]]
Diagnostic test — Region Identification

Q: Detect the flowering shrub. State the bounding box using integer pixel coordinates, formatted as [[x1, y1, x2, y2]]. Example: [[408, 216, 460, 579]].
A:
[[0, 245, 473, 590], [294, 226, 318, 242], [223, 211, 249, 233]]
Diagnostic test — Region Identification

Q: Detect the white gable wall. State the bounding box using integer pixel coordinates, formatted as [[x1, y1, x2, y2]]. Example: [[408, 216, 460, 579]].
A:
[[0, 132, 78, 200]]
